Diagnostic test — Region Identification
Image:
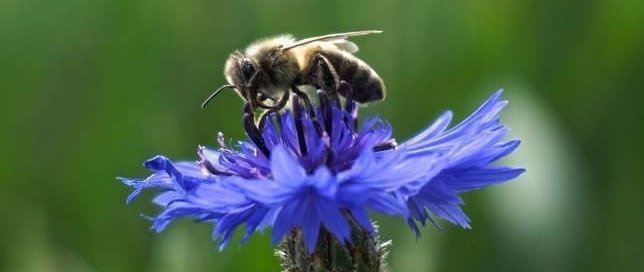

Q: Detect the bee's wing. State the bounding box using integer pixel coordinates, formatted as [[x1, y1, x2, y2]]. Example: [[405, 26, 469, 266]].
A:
[[331, 40, 359, 53], [282, 30, 382, 51]]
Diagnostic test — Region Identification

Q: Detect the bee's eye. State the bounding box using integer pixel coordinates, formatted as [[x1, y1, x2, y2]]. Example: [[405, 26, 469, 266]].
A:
[[241, 59, 256, 79]]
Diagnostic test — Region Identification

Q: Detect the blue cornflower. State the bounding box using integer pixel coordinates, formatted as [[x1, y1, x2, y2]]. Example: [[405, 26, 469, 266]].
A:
[[400, 90, 525, 233], [119, 87, 523, 253]]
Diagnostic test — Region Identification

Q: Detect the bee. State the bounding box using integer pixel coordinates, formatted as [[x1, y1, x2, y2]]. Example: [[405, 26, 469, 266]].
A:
[[202, 30, 386, 111]]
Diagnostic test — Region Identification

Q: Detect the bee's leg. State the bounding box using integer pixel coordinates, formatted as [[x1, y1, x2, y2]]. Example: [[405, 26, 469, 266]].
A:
[[338, 81, 354, 111], [274, 90, 291, 109], [309, 53, 340, 93], [309, 53, 343, 108], [245, 89, 259, 112], [257, 91, 290, 131], [291, 85, 315, 116]]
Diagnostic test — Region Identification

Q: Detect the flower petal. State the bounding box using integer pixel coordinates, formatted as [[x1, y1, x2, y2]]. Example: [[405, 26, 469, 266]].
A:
[[270, 145, 307, 186]]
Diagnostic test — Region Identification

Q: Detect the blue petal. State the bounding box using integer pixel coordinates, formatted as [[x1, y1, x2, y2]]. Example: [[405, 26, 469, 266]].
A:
[[118, 158, 207, 203], [311, 166, 337, 198], [403, 91, 524, 231], [349, 208, 376, 233], [152, 191, 182, 206], [270, 145, 307, 186], [366, 192, 409, 217], [438, 166, 526, 193], [402, 111, 453, 147], [301, 204, 322, 253], [417, 181, 471, 228], [226, 176, 293, 206], [318, 200, 351, 244], [143, 156, 205, 192], [271, 201, 300, 245]]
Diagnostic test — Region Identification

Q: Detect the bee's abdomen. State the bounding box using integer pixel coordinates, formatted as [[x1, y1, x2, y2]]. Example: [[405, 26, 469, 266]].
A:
[[324, 50, 385, 103]]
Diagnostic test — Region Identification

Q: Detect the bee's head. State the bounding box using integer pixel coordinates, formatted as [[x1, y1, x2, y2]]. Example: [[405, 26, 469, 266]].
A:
[[204, 36, 297, 109], [223, 50, 262, 100], [201, 51, 260, 109]]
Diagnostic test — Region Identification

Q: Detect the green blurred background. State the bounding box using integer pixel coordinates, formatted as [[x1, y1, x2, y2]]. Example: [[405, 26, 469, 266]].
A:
[[2, 0, 643, 271]]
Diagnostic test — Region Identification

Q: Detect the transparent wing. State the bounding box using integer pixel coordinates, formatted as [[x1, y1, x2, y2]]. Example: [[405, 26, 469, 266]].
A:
[[331, 40, 359, 53], [282, 30, 382, 51]]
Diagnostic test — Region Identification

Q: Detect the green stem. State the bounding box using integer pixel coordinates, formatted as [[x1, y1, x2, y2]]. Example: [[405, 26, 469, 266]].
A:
[[277, 218, 390, 272]]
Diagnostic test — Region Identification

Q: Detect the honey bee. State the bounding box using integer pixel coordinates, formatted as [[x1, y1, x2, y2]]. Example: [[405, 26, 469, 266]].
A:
[[202, 30, 386, 110]]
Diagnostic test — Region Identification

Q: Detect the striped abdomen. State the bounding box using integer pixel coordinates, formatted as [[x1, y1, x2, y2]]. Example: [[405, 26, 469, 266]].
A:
[[322, 49, 386, 103]]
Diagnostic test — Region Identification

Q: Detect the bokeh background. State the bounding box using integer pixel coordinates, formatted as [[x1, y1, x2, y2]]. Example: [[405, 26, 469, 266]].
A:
[[2, 0, 643, 271]]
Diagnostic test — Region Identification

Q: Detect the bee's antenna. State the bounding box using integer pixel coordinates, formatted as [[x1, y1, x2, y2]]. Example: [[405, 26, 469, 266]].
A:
[[201, 85, 236, 109]]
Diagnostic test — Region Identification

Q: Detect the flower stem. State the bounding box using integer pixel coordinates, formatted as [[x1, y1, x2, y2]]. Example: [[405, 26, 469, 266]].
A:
[[277, 218, 389, 272]]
